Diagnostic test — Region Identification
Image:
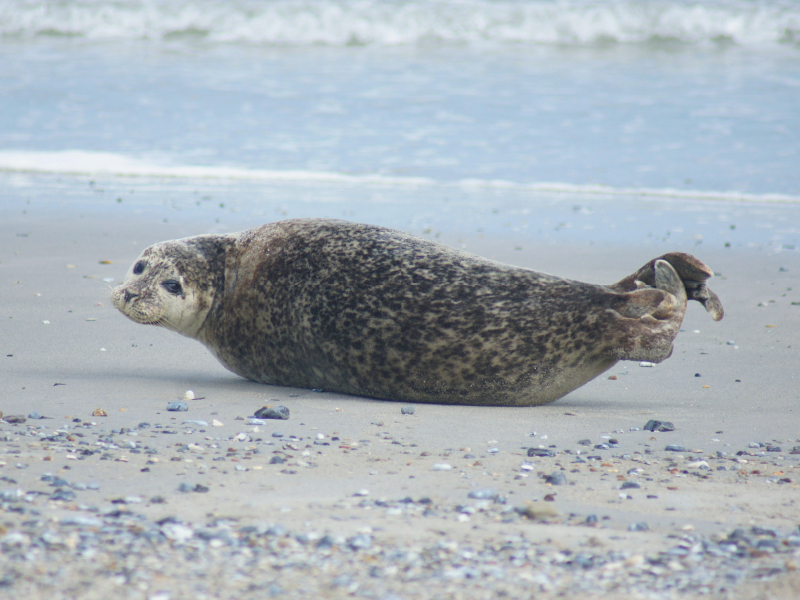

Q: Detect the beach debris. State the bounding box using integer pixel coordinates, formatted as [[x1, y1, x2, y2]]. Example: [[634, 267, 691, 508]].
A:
[[166, 401, 188, 412], [92, 409, 107, 417], [254, 405, 290, 420], [212, 419, 224, 427], [401, 406, 415, 415], [644, 420, 675, 432], [3, 414, 26, 424], [639, 361, 656, 367]]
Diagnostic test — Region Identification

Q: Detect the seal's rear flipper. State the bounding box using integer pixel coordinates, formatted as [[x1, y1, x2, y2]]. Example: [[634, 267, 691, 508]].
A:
[[610, 252, 724, 321]]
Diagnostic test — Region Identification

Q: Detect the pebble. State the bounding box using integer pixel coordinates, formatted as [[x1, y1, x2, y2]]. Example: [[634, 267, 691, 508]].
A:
[[27, 412, 44, 419], [254, 406, 290, 420], [401, 406, 415, 415], [620, 481, 641, 490], [432, 463, 452, 471], [166, 402, 188, 412], [629, 522, 650, 531], [3, 415, 27, 424], [182, 420, 208, 427], [182, 390, 195, 401], [665, 445, 687, 452], [467, 489, 497, 500], [639, 362, 656, 367]]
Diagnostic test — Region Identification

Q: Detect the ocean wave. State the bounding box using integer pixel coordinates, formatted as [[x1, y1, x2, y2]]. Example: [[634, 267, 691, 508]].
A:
[[2, 149, 798, 204], [0, 0, 798, 47]]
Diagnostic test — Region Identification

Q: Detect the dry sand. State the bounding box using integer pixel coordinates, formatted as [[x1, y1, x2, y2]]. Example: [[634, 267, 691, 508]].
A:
[[1, 197, 799, 599]]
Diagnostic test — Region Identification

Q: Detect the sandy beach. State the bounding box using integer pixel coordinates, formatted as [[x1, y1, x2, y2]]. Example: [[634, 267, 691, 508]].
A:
[[1, 180, 799, 599]]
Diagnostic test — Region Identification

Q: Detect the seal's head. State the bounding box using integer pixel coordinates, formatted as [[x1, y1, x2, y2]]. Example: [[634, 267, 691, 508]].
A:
[[111, 236, 227, 339]]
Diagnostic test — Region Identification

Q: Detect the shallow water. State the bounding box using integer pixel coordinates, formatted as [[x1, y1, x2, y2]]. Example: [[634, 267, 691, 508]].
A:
[[1, 0, 799, 232]]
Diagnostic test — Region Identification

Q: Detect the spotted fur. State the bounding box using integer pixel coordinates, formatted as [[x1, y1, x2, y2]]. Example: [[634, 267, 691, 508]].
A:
[[112, 219, 723, 406]]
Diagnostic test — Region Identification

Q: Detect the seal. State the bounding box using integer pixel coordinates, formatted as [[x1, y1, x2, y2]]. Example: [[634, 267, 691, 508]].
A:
[[111, 218, 724, 406]]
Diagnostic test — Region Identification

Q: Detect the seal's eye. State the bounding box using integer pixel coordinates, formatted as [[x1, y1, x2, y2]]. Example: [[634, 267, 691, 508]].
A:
[[133, 261, 145, 275], [162, 280, 183, 295]]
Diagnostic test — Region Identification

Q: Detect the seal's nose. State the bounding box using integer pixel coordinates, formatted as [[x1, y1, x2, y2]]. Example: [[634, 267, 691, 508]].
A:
[[124, 289, 139, 303]]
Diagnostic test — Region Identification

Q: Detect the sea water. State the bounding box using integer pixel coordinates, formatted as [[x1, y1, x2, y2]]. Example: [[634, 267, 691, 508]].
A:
[[1, 0, 799, 248]]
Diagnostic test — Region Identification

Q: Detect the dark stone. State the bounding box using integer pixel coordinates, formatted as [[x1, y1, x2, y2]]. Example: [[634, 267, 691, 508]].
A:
[[544, 471, 567, 485], [644, 420, 675, 432], [620, 481, 640, 489]]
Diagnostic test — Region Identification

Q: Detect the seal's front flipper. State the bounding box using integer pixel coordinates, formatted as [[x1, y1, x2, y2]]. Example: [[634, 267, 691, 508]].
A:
[[609, 252, 724, 321]]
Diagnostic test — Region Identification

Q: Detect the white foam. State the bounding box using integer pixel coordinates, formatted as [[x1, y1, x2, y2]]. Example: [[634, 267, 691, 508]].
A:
[[1, 149, 798, 204], [1, 0, 798, 47]]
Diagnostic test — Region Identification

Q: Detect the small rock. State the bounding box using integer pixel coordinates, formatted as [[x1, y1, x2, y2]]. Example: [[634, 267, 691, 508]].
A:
[[629, 522, 649, 531], [92, 409, 107, 417], [212, 419, 224, 427], [527, 448, 555, 458], [348, 534, 372, 550], [3, 415, 26, 424], [27, 412, 44, 419], [166, 401, 188, 412], [269, 456, 285, 464], [432, 463, 452, 471], [254, 406, 290, 420], [544, 471, 567, 485], [621, 481, 641, 489], [639, 362, 656, 368], [182, 420, 208, 427], [183, 390, 195, 401], [401, 406, 415, 415]]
